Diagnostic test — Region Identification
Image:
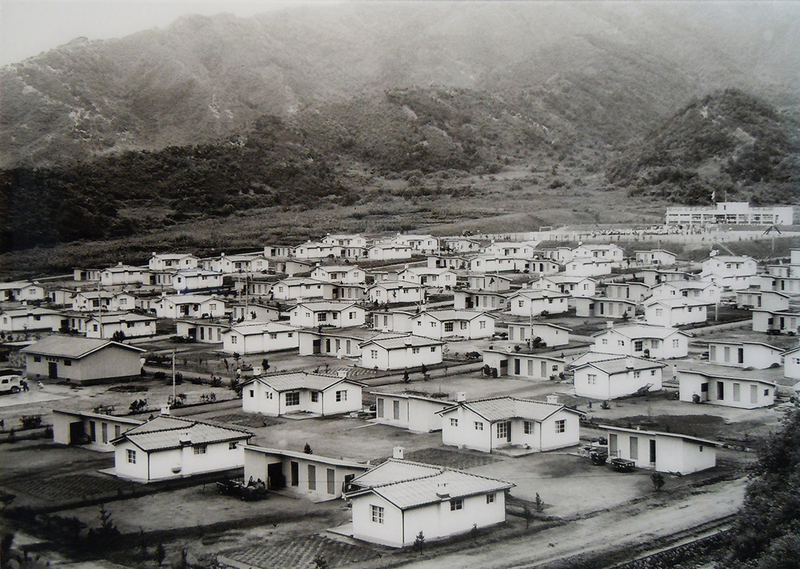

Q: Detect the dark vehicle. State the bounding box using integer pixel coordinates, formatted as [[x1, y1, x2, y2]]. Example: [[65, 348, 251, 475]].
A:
[[216, 478, 268, 501], [610, 458, 636, 472]]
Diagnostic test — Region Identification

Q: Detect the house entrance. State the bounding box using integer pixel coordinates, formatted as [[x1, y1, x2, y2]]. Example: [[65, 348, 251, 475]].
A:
[[608, 434, 618, 457], [649, 439, 656, 464], [716, 382, 724, 400], [69, 421, 86, 445], [312, 340, 321, 355], [290, 461, 299, 487], [48, 362, 58, 379], [267, 462, 285, 490]]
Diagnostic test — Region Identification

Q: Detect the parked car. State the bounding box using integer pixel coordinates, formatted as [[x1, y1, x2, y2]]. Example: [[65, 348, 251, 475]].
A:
[[0, 375, 24, 394]]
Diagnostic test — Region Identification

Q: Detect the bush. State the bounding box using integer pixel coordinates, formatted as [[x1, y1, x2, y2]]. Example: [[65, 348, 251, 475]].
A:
[[20, 415, 42, 430]]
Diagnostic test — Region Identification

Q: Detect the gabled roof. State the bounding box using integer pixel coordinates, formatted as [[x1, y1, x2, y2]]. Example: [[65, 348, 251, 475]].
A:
[[436, 397, 583, 423], [345, 459, 513, 511], [574, 356, 666, 375], [1, 307, 63, 318], [20, 335, 145, 358], [528, 322, 573, 332], [86, 312, 157, 325], [414, 310, 496, 322], [593, 325, 689, 340], [643, 298, 713, 308], [707, 339, 781, 350], [677, 368, 777, 387], [483, 349, 565, 363], [227, 322, 297, 336], [312, 265, 361, 273], [294, 301, 362, 312], [600, 424, 721, 447], [360, 333, 444, 350], [244, 445, 369, 469], [367, 280, 424, 291], [506, 290, 570, 300], [113, 415, 252, 451], [161, 294, 218, 304], [240, 371, 365, 392], [369, 391, 455, 405]]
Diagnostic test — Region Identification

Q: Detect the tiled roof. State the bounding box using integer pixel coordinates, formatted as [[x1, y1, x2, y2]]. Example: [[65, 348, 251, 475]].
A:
[[360, 334, 443, 350], [229, 322, 297, 336], [438, 397, 580, 423], [20, 335, 145, 358], [88, 312, 156, 324], [244, 371, 360, 392], [416, 310, 494, 322], [581, 356, 665, 375], [595, 325, 686, 340], [644, 298, 713, 307], [118, 415, 252, 451], [368, 280, 422, 290], [295, 301, 360, 312], [600, 424, 721, 447], [349, 459, 513, 511]]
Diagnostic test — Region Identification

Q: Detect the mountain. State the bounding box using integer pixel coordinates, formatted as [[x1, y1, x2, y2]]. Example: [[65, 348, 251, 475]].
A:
[[606, 89, 800, 205], [2, 2, 799, 168]]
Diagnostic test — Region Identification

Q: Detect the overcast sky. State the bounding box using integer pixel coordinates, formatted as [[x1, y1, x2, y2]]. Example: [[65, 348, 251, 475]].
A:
[[0, 0, 324, 66]]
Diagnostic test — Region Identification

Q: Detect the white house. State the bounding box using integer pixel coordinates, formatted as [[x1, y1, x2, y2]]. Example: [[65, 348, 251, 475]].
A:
[[270, 278, 335, 301], [148, 253, 199, 272], [372, 391, 454, 432], [230, 303, 280, 323], [0, 281, 46, 302], [100, 264, 151, 287], [649, 281, 721, 304], [438, 397, 583, 453], [243, 444, 369, 499], [466, 274, 512, 292], [241, 372, 364, 417], [214, 253, 270, 274], [367, 281, 426, 305], [360, 334, 444, 371], [643, 298, 710, 327], [396, 267, 458, 290], [442, 237, 482, 253], [222, 322, 299, 355], [507, 322, 571, 347], [482, 350, 565, 380], [752, 310, 800, 334], [736, 290, 790, 312], [289, 301, 367, 329], [71, 291, 136, 312], [506, 290, 569, 317], [298, 327, 382, 358], [603, 282, 651, 303], [112, 415, 252, 482], [454, 290, 509, 312], [700, 255, 758, 290], [368, 241, 413, 261], [371, 310, 416, 333], [470, 256, 559, 275], [172, 270, 224, 293], [573, 244, 625, 266], [706, 340, 783, 369], [175, 319, 229, 343], [311, 265, 366, 285], [151, 294, 225, 319], [572, 356, 665, 400], [0, 307, 65, 333], [427, 255, 472, 270], [21, 336, 145, 383], [641, 269, 693, 287], [294, 240, 342, 259], [783, 346, 800, 380], [482, 241, 538, 259], [634, 250, 678, 267], [564, 257, 613, 277], [531, 275, 597, 298], [678, 369, 776, 409], [343, 457, 513, 548], [394, 234, 440, 254], [52, 410, 143, 452], [574, 297, 637, 319], [591, 325, 690, 359], [411, 310, 495, 340], [85, 312, 157, 339], [602, 425, 719, 475]]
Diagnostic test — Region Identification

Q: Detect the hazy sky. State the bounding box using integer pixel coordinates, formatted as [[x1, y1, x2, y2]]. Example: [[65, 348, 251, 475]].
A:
[[0, 0, 323, 66]]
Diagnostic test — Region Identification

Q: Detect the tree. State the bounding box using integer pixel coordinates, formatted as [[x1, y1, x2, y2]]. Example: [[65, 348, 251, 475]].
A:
[[111, 330, 126, 342], [303, 442, 313, 455], [413, 531, 425, 553], [718, 410, 800, 569]]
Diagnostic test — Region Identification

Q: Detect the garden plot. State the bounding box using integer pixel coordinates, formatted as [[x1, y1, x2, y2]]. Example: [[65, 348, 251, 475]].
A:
[[219, 534, 381, 569]]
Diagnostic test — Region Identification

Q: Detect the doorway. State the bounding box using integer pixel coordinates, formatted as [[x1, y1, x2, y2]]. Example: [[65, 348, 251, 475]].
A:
[[267, 462, 285, 490], [48, 362, 58, 379]]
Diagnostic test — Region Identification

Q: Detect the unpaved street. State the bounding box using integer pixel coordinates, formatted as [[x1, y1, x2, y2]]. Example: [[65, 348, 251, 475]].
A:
[[383, 477, 747, 569]]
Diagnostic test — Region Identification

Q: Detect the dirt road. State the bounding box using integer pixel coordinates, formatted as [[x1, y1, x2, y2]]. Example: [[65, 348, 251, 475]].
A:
[[386, 477, 747, 569]]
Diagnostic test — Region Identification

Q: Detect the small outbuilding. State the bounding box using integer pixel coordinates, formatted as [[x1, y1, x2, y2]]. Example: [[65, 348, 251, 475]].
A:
[[241, 372, 364, 417], [602, 425, 719, 475]]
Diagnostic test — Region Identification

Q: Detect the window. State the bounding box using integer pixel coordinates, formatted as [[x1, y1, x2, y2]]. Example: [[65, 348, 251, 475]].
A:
[[555, 420, 566, 433], [270, 333, 277, 340], [265, 392, 273, 399], [286, 392, 300, 406], [371, 349, 378, 359], [486, 493, 495, 504], [431, 346, 436, 352], [371, 505, 384, 524], [450, 499, 464, 511], [497, 422, 508, 439], [231, 336, 238, 344], [634, 371, 641, 378], [601, 339, 608, 345], [474, 422, 484, 431], [194, 445, 207, 454], [655, 308, 663, 317], [587, 374, 597, 385], [412, 347, 420, 354], [479, 321, 486, 329], [249, 389, 254, 398], [673, 339, 680, 348], [64, 359, 72, 366], [393, 400, 400, 420], [518, 300, 524, 308], [34, 356, 41, 362], [311, 392, 319, 403], [229, 442, 238, 450], [127, 449, 136, 464], [450, 418, 458, 427], [651, 370, 656, 376], [524, 421, 534, 434], [115, 425, 121, 438], [430, 322, 436, 328], [618, 340, 625, 346], [308, 465, 316, 490], [318, 313, 327, 322], [634, 340, 643, 352], [336, 390, 347, 402], [444, 322, 454, 332]]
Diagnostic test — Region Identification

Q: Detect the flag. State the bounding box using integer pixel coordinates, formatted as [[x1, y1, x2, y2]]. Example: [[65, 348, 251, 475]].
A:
[[711, 190, 716, 202]]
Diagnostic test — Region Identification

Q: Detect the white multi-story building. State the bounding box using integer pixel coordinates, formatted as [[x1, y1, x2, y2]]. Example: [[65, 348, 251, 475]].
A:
[[665, 202, 793, 226]]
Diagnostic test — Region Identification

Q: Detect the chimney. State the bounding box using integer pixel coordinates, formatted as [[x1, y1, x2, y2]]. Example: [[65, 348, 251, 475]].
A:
[[436, 483, 450, 499], [393, 446, 404, 460], [626, 357, 635, 369], [606, 321, 614, 329], [336, 369, 348, 378], [546, 394, 559, 405], [457, 392, 467, 402]]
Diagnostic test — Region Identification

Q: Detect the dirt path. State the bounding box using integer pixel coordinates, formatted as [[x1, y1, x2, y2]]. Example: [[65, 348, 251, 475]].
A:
[[384, 477, 747, 569]]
